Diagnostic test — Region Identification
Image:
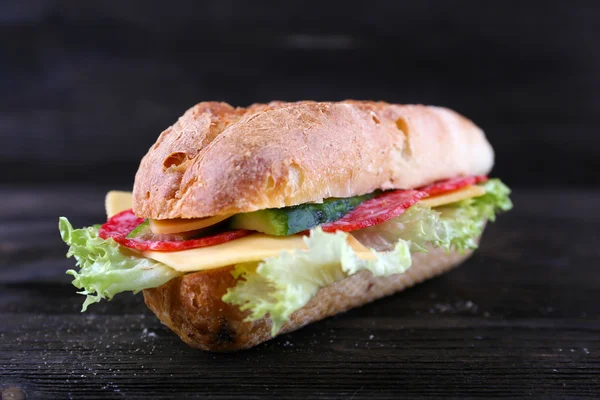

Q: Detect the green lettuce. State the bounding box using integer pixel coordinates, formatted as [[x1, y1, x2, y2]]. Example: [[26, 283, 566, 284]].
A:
[[223, 179, 512, 334], [222, 228, 412, 335], [59, 217, 182, 311], [60, 179, 511, 328], [352, 178, 513, 252]]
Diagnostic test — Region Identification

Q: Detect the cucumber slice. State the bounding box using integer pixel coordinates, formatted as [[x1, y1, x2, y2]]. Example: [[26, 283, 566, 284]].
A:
[[229, 193, 376, 236], [127, 220, 151, 239]]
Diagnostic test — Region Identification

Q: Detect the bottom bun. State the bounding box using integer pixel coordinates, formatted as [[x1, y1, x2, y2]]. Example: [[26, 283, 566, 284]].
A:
[[143, 244, 475, 352]]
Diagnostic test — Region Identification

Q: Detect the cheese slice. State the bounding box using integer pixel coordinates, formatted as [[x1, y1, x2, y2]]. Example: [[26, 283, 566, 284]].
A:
[[144, 232, 376, 272], [105, 185, 485, 231], [104, 185, 483, 272], [419, 185, 485, 208], [105, 191, 134, 218], [149, 214, 234, 235], [104, 191, 234, 233]]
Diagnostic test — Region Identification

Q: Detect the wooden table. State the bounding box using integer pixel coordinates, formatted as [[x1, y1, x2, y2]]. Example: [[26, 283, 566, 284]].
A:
[[1, 185, 599, 398]]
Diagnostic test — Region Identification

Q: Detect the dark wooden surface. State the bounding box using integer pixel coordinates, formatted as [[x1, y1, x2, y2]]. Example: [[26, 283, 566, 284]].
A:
[[2, 0, 600, 187], [1, 185, 599, 399], [2, 0, 600, 398]]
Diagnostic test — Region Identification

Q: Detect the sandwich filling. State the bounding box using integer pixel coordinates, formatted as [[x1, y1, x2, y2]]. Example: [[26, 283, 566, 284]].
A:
[[59, 176, 512, 334]]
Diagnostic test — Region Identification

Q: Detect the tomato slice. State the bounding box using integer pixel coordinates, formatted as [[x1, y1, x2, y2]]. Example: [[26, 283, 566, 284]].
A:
[[321, 189, 428, 233], [98, 209, 251, 252], [418, 175, 488, 196]]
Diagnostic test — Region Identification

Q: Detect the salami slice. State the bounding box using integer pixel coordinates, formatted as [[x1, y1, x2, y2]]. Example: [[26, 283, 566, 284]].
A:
[[99, 209, 145, 239], [418, 175, 488, 196], [99, 209, 251, 252], [321, 189, 428, 233]]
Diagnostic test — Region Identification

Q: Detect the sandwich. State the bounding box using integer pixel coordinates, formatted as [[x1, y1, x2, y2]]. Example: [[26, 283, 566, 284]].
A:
[[59, 100, 512, 351]]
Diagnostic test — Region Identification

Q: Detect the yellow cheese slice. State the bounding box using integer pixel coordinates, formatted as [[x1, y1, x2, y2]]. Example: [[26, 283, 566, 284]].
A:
[[144, 232, 375, 272], [104, 185, 483, 271], [149, 214, 234, 235], [105, 185, 485, 231], [419, 185, 485, 208], [104, 190, 233, 234], [105, 191, 133, 218]]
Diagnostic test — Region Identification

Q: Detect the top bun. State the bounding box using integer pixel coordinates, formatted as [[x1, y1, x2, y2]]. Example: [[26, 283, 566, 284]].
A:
[[133, 101, 493, 219]]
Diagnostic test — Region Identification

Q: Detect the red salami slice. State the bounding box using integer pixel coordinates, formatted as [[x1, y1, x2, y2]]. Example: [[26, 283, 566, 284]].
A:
[[99, 209, 251, 252], [321, 189, 428, 233], [418, 175, 488, 196], [99, 209, 145, 239]]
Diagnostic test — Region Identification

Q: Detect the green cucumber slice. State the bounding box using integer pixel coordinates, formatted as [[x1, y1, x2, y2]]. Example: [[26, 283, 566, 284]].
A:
[[229, 193, 376, 236]]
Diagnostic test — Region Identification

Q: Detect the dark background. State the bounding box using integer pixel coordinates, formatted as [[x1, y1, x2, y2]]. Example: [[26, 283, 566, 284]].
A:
[[2, 1, 600, 399], [2, 0, 599, 187]]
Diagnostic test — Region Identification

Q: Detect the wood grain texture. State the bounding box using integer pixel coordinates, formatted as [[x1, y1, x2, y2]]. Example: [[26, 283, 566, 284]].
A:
[[1, 0, 600, 187], [1, 185, 599, 398]]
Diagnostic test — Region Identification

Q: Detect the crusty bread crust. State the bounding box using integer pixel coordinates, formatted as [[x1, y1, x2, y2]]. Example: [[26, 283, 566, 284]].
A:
[[142, 244, 474, 352], [133, 101, 493, 219]]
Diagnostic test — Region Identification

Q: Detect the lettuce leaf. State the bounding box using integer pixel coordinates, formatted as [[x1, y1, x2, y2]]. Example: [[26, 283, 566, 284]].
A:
[[466, 178, 513, 221], [59, 217, 182, 311], [60, 178, 511, 325], [223, 228, 412, 335], [352, 178, 513, 252], [223, 179, 512, 335]]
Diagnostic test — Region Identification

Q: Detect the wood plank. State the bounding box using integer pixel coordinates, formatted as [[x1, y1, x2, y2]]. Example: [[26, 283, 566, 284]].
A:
[[1, 185, 599, 397]]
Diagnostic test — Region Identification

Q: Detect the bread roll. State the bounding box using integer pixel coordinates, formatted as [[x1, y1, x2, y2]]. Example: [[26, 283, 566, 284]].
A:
[[133, 101, 493, 219], [143, 243, 474, 352]]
